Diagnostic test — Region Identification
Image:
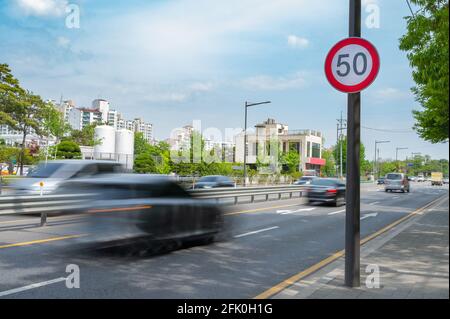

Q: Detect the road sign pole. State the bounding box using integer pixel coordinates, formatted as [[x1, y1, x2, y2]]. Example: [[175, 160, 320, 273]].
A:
[[345, 0, 361, 288]]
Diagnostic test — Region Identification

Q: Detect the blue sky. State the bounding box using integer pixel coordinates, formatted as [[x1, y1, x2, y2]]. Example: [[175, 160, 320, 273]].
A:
[[0, 0, 448, 161]]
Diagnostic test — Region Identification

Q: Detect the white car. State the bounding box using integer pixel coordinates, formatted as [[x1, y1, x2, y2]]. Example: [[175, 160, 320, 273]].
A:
[[9, 160, 123, 195]]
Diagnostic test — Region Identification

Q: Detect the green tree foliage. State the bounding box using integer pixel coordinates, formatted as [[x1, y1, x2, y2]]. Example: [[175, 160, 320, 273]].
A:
[[133, 133, 172, 174], [55, 140, 81, 159], [65, 124, 99, 146], [333, 137, 369, 176], [321, 148, 336, 177], [0, 64, 23, 127], [399, 0, 449, 143]]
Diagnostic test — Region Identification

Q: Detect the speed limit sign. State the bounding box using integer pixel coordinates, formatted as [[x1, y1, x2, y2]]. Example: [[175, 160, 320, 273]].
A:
[[325, 37, 380, 93]]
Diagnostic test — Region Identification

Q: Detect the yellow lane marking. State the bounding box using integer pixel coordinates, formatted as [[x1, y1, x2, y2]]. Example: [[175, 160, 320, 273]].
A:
[[225, 203, 303, 216], [0, 234, 86, 250], [254, 194, 448, 299]]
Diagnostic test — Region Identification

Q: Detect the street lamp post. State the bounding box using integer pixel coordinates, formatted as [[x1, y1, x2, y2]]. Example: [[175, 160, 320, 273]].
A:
[[395, 147, 408, 171], [243, 101, 271, 187], [373, 140, 390, 180]]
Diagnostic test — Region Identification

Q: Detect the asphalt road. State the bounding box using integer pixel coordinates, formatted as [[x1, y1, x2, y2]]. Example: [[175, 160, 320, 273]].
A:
[[0, 182, 448, 298]]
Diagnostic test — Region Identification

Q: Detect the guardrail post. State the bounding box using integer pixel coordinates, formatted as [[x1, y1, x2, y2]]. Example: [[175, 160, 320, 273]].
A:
[[234, 196, 238, 205], [265, 194, 269, 201], [251, 195, 254, 203], [40, 212, 47, 227], [278, 193, 282, 200]]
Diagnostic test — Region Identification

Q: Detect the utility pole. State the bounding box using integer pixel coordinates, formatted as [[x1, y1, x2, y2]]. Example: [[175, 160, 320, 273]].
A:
[[373, 141, 390, 180], [337, 111, 346, 179], [395, 147, 408, 171], [243, 101, 271, 186], [345, 0, 361, 288]]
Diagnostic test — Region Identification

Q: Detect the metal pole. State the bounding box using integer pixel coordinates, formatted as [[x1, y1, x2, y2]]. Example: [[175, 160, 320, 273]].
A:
[[340, 111, 344, 179], [373, 141, 377, 180], [345, 0, 361, 288], [336, 123, 339, 178], [243, 102, 248, 187]]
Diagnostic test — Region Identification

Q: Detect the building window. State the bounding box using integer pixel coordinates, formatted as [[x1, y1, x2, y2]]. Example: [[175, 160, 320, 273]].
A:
[[307, 141, 311, 157], [312, 142, 321, 158]]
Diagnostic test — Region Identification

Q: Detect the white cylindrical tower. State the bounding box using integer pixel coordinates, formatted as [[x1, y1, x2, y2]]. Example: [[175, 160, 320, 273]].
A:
[[94, 125, 116, 160], [115, 129, 134, 170]]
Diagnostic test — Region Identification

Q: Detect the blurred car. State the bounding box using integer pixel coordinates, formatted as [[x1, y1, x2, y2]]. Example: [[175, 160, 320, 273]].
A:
[[384, 173, 410, 193], [58, 174, 224, 247], [443, 178, 449, 185], [9, 160, 123, 195], [293, 176, 317, 185], [377, 177, 386, 185], [193, 175, 235, 189], [306, 178, 346, 207], [417, 176, 425, 182]]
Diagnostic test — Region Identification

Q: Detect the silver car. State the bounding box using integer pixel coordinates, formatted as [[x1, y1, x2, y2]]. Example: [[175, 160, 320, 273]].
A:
[[9, 160, 123, 195], [384, 173, 410, 193]]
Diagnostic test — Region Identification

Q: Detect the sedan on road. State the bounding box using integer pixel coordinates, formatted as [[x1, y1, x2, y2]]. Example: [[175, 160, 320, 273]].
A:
[[293, 176, 317, 185], [377, 177, 386, 185], [384, 173, 410, 193], [306, 178, 346, 207], [9, 160, 123, 195], [193, 175, 235, 189], [57, 174, 225, 248]]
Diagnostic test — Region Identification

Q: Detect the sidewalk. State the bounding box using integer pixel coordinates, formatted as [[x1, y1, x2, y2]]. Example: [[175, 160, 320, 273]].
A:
[[274, 195, 449, 299]]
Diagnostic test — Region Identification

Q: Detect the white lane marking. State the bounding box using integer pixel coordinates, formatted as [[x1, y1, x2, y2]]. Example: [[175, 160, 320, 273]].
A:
[[368, 201, 380, 205], [392, 196, 399, 199], [234, 226, 279, 238], [328, 209, 345, 215], [0, 277, 66, 297], [276, 207, 316, 215], [361, 213, 378, 220]]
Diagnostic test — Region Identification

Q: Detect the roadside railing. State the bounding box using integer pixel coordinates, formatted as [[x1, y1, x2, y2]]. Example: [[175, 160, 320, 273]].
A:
[[0, 185, 307, 226]]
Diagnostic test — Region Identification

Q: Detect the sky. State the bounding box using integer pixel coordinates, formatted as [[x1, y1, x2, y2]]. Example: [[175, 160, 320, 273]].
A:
[[0, 0, 448, 161]]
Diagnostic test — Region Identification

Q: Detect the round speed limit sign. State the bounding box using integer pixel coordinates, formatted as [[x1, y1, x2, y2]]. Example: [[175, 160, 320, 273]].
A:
[[325, 37, 380, 93]]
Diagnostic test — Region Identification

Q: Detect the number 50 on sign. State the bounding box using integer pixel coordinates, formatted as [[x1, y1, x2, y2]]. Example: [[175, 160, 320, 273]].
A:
[[325, 37, 380, 93]]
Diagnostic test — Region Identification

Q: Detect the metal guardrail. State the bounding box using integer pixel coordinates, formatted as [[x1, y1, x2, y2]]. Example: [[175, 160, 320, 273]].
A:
[[0, 185, 307, 220]]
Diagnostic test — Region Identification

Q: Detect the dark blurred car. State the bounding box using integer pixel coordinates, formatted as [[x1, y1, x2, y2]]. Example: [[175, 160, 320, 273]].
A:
[[293, 176, 317, 185], [58, 174, 224, 247], [377, 177, 385, 185], [193, 175, 235, 189], [9, 160, 123, 195], [306, 178, 346, 207]]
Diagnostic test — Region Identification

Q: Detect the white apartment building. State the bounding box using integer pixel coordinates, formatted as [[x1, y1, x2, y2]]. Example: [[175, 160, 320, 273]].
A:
[[234, 118, 325, 173], [167, 125, 194, 151], [133, 118, 153, 143]]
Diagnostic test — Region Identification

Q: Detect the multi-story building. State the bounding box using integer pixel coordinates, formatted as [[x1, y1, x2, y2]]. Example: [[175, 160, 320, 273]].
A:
[[234, 118, 325, 173], [167, 125, 194, 151], [133, 117, 153, 143]]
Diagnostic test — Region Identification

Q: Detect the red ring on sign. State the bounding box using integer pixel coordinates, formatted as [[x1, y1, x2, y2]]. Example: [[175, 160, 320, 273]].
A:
[[324, 37, 380, 93]]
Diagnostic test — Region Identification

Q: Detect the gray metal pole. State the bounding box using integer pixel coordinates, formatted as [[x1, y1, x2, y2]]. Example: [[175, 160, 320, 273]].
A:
[[345, 0, 361, 288], [374, 141, 377, 180], [243, 102, 248, 187]]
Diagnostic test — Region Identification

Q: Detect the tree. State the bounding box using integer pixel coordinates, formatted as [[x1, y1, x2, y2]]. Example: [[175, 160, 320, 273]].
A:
[[66, 123, 99, 146], [0, 64, 23, 127], [399, 0, 449, 143], [333, 137, 369, 176], [55, 140, 81, 159], [321, 149, 336, 177]]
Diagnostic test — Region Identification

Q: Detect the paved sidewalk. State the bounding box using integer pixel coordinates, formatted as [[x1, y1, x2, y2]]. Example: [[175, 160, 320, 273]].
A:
[[274, 195, 449, 299]]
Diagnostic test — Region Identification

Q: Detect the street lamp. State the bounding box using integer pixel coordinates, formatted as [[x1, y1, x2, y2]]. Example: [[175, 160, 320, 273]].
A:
[[395, 147, 408, 171], [243, 100, 271, 186], [373, 140, 390, 180]]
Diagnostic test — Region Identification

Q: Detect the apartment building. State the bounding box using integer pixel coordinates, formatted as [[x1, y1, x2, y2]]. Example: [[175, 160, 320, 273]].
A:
[[234, 118, 325, 173]]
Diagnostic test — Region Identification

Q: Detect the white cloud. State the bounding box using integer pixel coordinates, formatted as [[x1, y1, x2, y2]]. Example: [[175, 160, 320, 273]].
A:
[[56, 36, 70, 48], [287, 35, 309, 49], [242, 72, 306, 91], [373, 88, 410, 100], [15, 0, 68, 17]]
